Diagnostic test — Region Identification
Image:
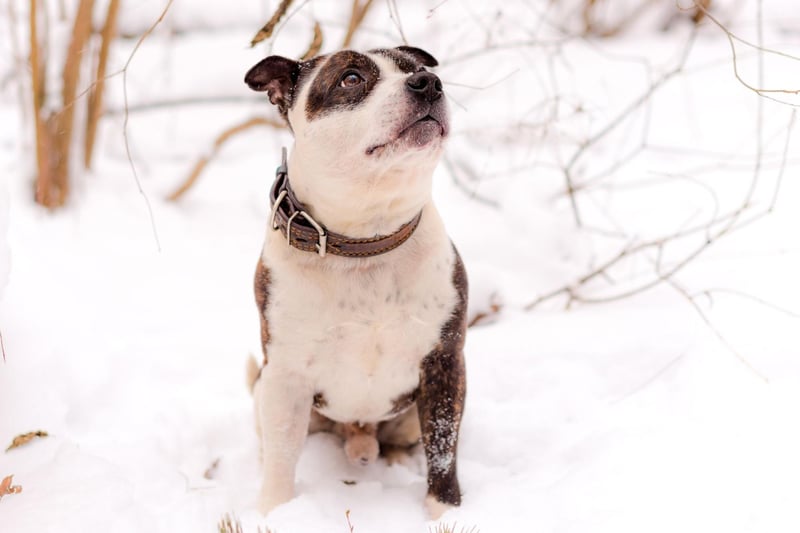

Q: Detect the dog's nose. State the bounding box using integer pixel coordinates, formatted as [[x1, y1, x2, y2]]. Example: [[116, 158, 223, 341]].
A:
[[406, 71, 443, 102]]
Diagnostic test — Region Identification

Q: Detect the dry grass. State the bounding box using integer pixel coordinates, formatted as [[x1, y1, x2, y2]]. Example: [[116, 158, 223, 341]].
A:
[[430, 524, 479, 533], [218, 513, 274, 533], [250, 0, 294, 47]]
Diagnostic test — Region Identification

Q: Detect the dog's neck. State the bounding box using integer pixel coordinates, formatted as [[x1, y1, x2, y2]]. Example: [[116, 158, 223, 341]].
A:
[[286, 146, 437, 239]]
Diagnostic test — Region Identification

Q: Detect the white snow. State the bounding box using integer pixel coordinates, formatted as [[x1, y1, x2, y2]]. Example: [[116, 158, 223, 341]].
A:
[[2, 1, 800, 532]]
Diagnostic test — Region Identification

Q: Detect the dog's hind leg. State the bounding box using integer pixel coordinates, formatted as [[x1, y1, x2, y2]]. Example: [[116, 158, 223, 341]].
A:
[[252, 366, 312, 515], [378, 405, 421, 465]]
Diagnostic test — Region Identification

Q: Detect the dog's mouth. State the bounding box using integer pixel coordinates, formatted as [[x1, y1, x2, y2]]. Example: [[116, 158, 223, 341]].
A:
[[366, 112, 448, 156]]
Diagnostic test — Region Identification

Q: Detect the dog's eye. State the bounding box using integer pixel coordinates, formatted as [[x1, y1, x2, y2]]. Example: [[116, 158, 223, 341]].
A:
[[339, 72, 364, 88]]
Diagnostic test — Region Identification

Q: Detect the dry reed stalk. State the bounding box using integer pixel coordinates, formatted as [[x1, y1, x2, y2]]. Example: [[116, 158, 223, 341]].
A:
[[84, 0, 120, 170], [50, 0, 95, 206], [29, 0, 55, 207], [250, 0, 294, 47], [301, 21, 323, 60], [342, 0, 374, 48], [692, 0, 712, 24], [167, 116, 285, 201]]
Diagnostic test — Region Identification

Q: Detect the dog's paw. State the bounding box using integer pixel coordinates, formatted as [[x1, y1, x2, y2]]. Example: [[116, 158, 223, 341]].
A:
[[425, 494, 455, 520]]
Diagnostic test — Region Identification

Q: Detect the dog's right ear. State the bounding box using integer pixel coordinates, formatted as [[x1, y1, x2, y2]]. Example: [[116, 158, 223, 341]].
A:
[[244, 56, 300, 110]]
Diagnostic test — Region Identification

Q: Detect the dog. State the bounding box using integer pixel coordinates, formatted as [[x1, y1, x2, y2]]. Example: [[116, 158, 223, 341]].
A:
[[244, 45, 467, 519]]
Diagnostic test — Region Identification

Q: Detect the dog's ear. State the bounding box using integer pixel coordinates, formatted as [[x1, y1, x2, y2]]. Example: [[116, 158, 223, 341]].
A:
[[244, 56, 300, 109], [395, 46, 438, 68]]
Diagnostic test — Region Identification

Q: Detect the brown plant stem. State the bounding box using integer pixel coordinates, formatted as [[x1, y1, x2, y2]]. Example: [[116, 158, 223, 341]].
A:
[[167, 117, 285, 202], [250, 0, 293, 47], [30, 0, 54, 207], [84, 0, 120, 170], [342, 0, 374, 48], [301, 21, 323, 60], [48, 0, 95, 207]]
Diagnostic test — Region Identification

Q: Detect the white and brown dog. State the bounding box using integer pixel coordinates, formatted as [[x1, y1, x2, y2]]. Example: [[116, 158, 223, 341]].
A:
[[244, 46, 467, 519]]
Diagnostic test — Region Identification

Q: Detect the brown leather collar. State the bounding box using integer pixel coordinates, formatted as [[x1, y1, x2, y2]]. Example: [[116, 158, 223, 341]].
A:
[[269, 149, 422, 258]]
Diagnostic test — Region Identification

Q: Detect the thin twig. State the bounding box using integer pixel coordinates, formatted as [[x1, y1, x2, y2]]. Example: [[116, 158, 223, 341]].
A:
[[768, 108, 796, 212], [386, 0, 408, 45], [105, 95, 263, 115], [443, 155, 500, 209], [121, 0, 175, 251], [690, 1, 800, 106], [562, 26, 698, 226], [693, 288, 800, 318], [611, 352, 687, 405], [667, 278, 768, 382]]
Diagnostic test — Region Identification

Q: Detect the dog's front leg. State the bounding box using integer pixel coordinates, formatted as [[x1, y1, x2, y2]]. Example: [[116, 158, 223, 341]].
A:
[[418, 343, 466, 519], [253, 365, 312, 515], [418, 251, 468, 519]]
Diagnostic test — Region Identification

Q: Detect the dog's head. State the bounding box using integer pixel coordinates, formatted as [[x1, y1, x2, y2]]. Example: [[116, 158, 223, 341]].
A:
[[245, 46, 448, 168]]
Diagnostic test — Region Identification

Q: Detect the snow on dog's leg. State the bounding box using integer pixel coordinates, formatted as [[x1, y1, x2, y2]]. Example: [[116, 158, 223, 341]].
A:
[[252, 366, 312, 515], [418, 347, 465, 519]]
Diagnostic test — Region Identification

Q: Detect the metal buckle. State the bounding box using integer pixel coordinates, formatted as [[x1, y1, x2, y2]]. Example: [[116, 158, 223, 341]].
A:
[[297, 211, 328, 258], [270, 189, 287, 231], [271, 146, 328, 258], [276, 203, 327, 257]]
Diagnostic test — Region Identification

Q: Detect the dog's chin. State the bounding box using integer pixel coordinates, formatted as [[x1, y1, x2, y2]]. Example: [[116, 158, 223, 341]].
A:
[[366, 116, 447, 157]]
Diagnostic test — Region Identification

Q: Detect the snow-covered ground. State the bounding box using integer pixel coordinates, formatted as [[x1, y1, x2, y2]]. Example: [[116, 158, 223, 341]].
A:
[[2, 1, 800, 531]]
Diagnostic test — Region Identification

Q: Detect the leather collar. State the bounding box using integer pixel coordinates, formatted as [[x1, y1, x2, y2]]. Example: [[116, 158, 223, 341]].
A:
[[269, 148, 422, 258]]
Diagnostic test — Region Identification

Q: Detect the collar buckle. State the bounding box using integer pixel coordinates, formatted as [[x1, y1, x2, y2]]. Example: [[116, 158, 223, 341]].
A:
[[268, 147, 420, 259]]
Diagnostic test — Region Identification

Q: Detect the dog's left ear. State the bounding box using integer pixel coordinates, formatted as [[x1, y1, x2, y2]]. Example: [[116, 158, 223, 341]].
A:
[[244, 56, 300, 110], [395, 46, 438, 68]]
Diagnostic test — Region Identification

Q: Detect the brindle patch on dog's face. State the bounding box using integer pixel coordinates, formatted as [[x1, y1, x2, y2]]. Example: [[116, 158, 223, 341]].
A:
[[305, 51, 381, 121], [369, 48, 426, 74]]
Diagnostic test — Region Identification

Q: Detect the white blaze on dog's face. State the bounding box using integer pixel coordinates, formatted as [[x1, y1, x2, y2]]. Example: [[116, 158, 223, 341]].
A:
[[245, 47, 449, 235]]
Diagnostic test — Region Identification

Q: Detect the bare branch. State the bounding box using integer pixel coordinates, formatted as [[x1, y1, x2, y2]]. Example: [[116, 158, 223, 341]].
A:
[[167, 117, 285, 202], [120, 0, 176, 251], [250, 0, 294, 47], [690, 1, 800, 105]]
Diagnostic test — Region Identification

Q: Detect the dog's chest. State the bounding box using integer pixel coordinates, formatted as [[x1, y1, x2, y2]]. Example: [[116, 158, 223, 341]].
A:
[[265, 240, 456, 423]]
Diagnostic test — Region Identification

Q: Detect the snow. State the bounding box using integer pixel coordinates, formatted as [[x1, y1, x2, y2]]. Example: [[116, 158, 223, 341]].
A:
[[2, 0, 800, 532]]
